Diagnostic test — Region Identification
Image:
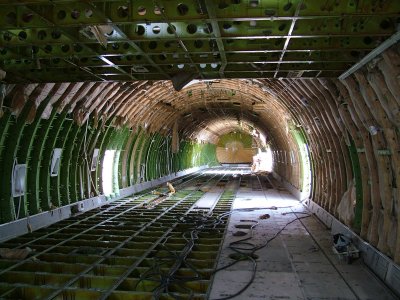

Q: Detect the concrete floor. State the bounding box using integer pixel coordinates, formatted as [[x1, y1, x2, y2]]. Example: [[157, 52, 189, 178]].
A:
[[209, 175, 397, 300]]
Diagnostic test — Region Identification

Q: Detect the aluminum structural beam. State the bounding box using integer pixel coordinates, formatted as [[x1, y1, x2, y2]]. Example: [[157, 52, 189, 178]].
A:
[[339, 29, 400, 80], [274, 0, 303, 78], [204, 0, 227, 78]]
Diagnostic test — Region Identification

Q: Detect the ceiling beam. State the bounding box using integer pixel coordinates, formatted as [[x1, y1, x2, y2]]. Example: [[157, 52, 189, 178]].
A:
[[79, 2, 170, 79], [204, 0, 227, 78], [274, 1, 303, 78], [22, 5, 132, 80]]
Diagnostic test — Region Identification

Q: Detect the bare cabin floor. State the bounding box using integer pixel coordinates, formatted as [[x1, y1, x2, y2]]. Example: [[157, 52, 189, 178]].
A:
[[209, 169, 397, 300], [0, 167, 397, 299]]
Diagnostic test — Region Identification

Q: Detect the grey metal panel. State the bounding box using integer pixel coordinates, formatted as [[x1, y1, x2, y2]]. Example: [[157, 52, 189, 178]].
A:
[[193, 191, 223, 209], [307, 200, 400, 298], [0, 195, 107, 242], [386, 264, 400, 297]]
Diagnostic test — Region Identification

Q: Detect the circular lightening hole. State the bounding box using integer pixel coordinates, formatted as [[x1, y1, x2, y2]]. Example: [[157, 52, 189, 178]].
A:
[[177, 3, 189, 16], [18, 31, 27, 40], [138, 6, 147, 16], [136, 25, 145, 36], [57, 10, 66, 20], [167, 25, 176, 34], [71, 9, 80, 19], [187, 24, 197, 34], [117, 6, 129, 18], [152, 26, 161, 34]]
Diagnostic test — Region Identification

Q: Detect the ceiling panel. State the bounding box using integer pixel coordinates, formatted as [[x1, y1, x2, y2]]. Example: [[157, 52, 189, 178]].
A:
[[0, 0, 399, 83]]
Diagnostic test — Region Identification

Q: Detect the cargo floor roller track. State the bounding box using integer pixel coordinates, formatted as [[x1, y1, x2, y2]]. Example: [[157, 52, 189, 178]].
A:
[[0, 169, 241, 300]]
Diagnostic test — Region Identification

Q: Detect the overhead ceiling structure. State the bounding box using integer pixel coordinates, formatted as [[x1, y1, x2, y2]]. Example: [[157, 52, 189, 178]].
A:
[[0, 0, 399, 83], [0, 78, 291, 149]]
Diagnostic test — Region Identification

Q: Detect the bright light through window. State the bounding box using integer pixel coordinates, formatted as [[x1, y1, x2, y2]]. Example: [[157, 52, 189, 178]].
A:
[[102, 150, 116, 196], [252, 146, 273, 172]]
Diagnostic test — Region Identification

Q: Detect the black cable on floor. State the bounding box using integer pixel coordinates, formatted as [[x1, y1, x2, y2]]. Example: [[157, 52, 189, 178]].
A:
[[211, 213, 311, 300]]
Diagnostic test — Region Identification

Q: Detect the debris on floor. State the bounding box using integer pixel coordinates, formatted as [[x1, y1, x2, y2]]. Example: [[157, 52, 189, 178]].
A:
[[167, 182, 176, 195], [332, 233, 360, 264], [233, 231, 248, 236], [145, 195, 167, 209], [333, 234, 352, 252], [259, 213, 270, 219], [0, 247, 34, 260]]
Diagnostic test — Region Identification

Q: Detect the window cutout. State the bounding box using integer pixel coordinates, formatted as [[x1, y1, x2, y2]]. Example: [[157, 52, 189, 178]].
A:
[[12, 164, 27, 197], [102, 150, 116, 196], [91, 148, 100, 171], [50, 148, 62, 177]]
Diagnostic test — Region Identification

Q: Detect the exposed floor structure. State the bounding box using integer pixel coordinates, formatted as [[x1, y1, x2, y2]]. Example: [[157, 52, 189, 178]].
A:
[[0, 168, 237, 299], [0, 167, 397, 299], [210, 170, 397, 300]]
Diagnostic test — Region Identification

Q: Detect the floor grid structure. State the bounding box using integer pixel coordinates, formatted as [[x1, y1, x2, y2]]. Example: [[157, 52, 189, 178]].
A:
[[0, 169, 240, 299], [0, 167, 397, 300]]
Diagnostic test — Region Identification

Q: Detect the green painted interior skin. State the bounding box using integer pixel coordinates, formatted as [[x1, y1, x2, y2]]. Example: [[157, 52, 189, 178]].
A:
[[0, 110, 218, 224], [217, 131, 253, 149], [348, 135, 363, 233], [289, 127, 312, 197], [131, 130, 145, 184], [39, 105, 67, 208], [123, 131, 139, 188], [0, 96, 36, 221]]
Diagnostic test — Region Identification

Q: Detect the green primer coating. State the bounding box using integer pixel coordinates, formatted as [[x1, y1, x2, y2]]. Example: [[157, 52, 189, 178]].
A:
[[54, 118, 74, 206], [0, 98, 36, 222], [38, 110, 64, 208], [69, 123, 89, 203], [16, 97, 50, 215], [118, 129, 134, 189], [132, 130, 145, 184], [348, 136, 363, 233], [0, 112, 14, 222], [217, 131, 253, 148], [137, 132, 154, 183], [290, 129, 305, 191], [125, 131, 139, 187], [297, 127, 314, 199], [0, 112, 218, 224], [76, 120, 93, 200], [61, 123, 81, 205], [82, 121, 100, 199]]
